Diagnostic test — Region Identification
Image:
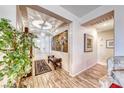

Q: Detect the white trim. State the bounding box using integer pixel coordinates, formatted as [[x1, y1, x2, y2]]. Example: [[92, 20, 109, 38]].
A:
[[70, 62, 97, 77]]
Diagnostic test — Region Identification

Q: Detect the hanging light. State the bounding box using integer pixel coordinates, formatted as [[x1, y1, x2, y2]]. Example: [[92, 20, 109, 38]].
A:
[[41, 32, 45, 37], [42, 22, 52, 29], [32, 20, 44, 29]]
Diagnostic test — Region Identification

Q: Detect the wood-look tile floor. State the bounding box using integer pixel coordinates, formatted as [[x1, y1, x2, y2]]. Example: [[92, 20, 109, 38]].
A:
[[25, 63, 107, 88]]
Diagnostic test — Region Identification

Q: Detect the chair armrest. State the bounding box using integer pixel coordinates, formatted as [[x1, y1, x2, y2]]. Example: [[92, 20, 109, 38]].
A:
[[107, 57, 114, 76]]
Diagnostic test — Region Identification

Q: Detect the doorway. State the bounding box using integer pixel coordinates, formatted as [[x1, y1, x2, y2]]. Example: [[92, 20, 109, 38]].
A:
[[17, 5, 72, 75], [82, 11, 114, 66]]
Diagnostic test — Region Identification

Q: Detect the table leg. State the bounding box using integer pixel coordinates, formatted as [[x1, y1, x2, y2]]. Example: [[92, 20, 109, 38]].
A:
[[60, 62, 62, 68]]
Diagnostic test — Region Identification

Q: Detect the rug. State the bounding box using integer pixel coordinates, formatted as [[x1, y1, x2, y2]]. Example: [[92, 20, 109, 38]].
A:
[[35, 60, 52, 76]]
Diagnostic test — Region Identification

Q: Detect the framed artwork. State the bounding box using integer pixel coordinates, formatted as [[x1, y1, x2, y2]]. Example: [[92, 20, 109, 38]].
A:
[[84, 33, 93, 52], [106, 39, 114, 48], [52, 30, 68, 52]]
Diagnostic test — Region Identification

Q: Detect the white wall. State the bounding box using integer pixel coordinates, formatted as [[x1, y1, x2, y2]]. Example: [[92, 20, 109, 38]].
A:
[[114, 6, 124, 56], [72, 27, 97, 75], [0, 5, 16, 61], [97, 30, 114, 65], [0, 5, 16, 27], [51, 25, 69, 72]]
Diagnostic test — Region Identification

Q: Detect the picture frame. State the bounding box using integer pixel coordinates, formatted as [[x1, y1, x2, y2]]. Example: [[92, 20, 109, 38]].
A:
[[51, 30, 68, 52], [106, 39, 114, 48], [84, 33, 93, 52]]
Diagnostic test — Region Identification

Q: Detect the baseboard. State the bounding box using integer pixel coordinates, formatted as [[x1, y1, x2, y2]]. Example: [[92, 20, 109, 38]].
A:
[[70, 63, 97, 77], [97, 62, 107, 66], [63, 67, 69, 72]]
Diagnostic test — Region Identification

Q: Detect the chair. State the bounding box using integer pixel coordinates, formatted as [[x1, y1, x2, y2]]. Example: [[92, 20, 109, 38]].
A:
[[107, 56, 124, 87]]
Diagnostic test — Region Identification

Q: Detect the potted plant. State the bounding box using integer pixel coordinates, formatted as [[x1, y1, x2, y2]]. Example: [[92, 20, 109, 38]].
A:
[[0, 18, 37, 88]]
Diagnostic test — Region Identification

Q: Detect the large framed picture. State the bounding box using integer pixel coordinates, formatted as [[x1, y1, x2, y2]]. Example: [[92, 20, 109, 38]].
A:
[[84, 33, 93, 52], [51, 30, 68, 52], [106, 39, 114, 48]]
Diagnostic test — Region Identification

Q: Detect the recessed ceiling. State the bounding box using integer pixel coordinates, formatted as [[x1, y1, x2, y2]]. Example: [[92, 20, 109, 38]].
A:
[[27, 7, 65, 36], [61, 5, 101, 18]]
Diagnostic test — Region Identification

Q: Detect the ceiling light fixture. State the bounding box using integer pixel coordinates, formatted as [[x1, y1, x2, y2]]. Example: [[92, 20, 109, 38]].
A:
[[55, 30, 58, 33], [32, 20, 44, 29], [103, 23, 107, 26], [41, 33, 45, 37], [29, 16, 34, 20], [42, 22, 52, 29], [32, 20, 52, 30]]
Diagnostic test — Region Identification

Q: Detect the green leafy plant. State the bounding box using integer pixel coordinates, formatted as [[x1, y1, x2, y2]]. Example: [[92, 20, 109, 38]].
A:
[[0, 18, 37, 87]]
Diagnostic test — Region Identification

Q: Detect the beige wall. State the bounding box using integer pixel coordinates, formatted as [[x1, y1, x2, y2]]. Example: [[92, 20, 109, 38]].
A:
[[97, 29, 114, 65]]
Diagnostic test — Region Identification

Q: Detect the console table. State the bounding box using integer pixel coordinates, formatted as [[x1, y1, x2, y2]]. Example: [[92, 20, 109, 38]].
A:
[[48, 55, 62, 70]]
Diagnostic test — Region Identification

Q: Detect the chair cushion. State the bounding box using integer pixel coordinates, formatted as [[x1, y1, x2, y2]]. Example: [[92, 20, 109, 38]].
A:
[[110, 83, 122, 88], [114, 64, 124, 70], [111, 70, 124, 87], [114, 56, 124, 64]]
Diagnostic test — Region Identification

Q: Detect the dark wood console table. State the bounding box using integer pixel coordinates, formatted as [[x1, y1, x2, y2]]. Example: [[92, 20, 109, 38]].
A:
[[48, 55, 62, 70]]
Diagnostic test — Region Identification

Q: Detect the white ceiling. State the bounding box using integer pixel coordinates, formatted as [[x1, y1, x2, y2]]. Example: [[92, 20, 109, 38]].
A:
[[61, 5, 101, 18]]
